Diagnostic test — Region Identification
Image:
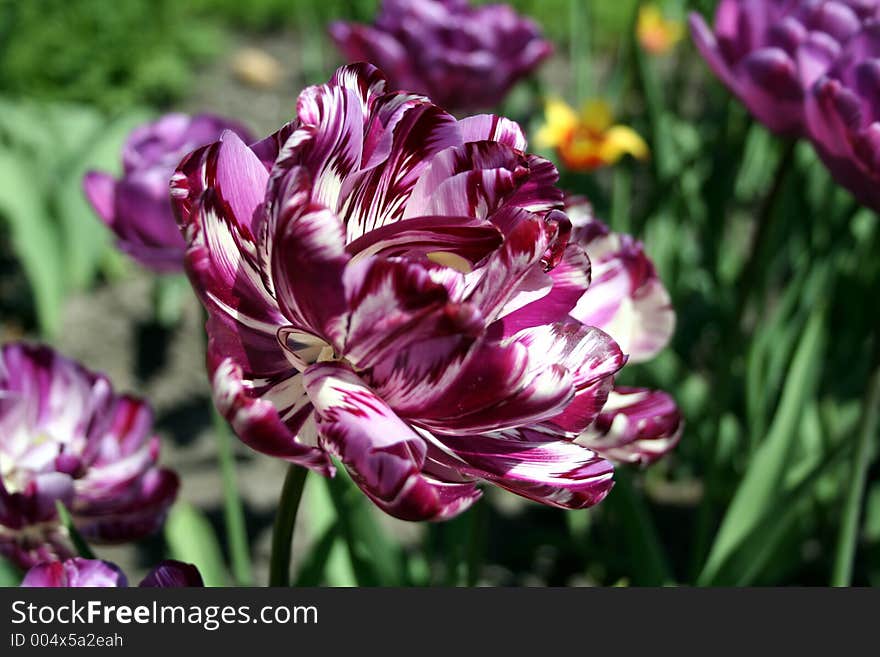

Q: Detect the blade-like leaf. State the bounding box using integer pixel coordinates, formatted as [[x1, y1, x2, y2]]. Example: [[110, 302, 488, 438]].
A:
[[699, 300, 828, 584], [325, 469, 405, 586], [0, 152, 65, 336], [0, 556, 23, 587], [164, 503, 229, 587]]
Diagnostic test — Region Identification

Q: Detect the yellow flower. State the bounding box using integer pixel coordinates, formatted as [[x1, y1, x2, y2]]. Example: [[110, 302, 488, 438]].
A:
[[637, 4, 684, 55], [535, 98, 649, 172]]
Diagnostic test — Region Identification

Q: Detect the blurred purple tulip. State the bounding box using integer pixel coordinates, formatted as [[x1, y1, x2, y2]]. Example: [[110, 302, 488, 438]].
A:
[[172, 64, 627, 521], [329, 0, 552, 112], [690, 0, 880, 136], [563, 197, 681, 466], [806, 19, 880, 211], [84, 113, 253, 272], [0, 343, 178, 569], [21, 557, 203, 587]]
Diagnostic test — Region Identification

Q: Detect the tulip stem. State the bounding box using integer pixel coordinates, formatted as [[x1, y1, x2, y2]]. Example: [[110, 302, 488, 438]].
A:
[[831, 329, 880, 586], [212, 408, 253, 586], [55, 502, 96, 560], [269, 465, 308, 587]]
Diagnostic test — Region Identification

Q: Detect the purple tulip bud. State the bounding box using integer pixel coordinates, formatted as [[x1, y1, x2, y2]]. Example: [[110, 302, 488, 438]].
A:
[[0, 343, 178, 569], [330, 0, 552, 112], [21, 558, 202, 588], [84, 114, 253, 272], [172, 64, 635, 520]]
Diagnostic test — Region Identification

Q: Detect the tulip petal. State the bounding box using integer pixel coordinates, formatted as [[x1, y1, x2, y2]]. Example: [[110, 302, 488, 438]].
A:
[[457, 114, 528, 151], [304, 362, 480, 521], [500, 243, 591, 335], [345, 214, 503, 265], [341, 256, 482, 370], [210, 358, 331, 474], [571, 215, 675, 363], [579, 387, 682, 465], [82, 171, 117, 226], [426, 428, 614, 509], [21, 558, 127, 588], [514, 321, 626, 435], [139, 560, 204, 587]]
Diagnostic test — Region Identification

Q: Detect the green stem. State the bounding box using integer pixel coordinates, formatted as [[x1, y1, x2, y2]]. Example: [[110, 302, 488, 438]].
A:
[[55, 502, 96, 560], [269, 464, 308, 587], [212, 408, 253, 585], [831, 331, 880, 586], [570, 0, 591, 101], [465, 500, 488, 587]]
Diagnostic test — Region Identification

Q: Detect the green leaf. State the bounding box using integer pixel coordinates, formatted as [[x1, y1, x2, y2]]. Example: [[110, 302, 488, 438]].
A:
[[0, 151, 65, 336], [0, 556, 23, 587], [164, 503, 229, 587], [211, 408, 253, 586], [699, 301, 828, 584], [724, 432, 849, 585], [604, 470, 674, 585], [325, 469, 405, 586]]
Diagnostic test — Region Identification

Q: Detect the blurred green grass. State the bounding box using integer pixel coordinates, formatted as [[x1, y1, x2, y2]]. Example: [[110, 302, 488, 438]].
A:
[[0, 0, 641, 109]]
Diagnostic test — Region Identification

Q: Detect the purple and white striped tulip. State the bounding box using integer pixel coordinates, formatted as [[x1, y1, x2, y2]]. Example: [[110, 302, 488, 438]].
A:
[[565, 197, 674, 364], [329, 0, 552, 112], [84, 113, 253, 272], [562, 197, 681, 465], [21, 558, 203, 588], [172, 64, 626, 521], [690, 0, 880, 135], [0, 343, 178, 569]]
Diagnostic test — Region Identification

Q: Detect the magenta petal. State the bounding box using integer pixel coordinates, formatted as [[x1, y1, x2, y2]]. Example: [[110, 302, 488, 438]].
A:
[[139, 560, 204, 587], [329, 0, 552, 112], [21, 558, 127, 588], [82, 171, 116, 226], [269, 173, 350, 341], [457, 115, 528, 151], [304, 362, 480, 521], [393, 336, 576, 435], [341, 256, 482, 369], [76, 468, 179, 544], [211, 358, 332, 474], [86, 113, 253, 273], [427, 428, 614, 510], [570, 216, 675, 363], [215, 130, 270, 229], [514, 322, 626, 435], [465, 212, 550, 324], [500, 244, 591, 335], [345, 214, 503, 265], [579, 387, 683, 465], [0, 343, 179, 568]]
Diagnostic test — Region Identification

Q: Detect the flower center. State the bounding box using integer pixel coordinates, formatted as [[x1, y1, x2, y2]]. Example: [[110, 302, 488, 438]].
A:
[[277, 328, 351, 373], [0, 431, 62, 495]]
